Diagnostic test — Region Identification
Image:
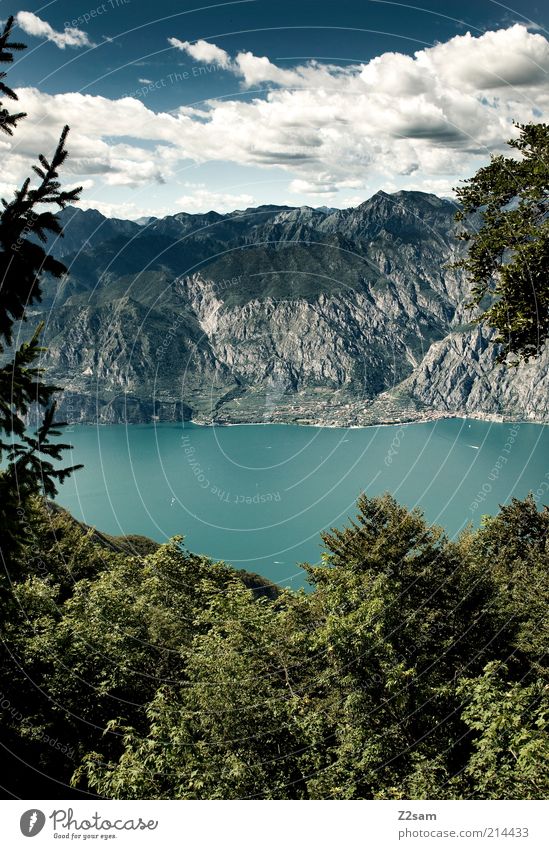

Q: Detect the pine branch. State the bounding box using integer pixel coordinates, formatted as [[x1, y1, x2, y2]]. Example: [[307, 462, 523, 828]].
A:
[[0, 20, 83, 537], [0, 17, 27, 135]]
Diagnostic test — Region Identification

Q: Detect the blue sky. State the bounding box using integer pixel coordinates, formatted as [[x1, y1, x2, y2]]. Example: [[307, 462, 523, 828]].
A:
[[2, 0, 549, 217]]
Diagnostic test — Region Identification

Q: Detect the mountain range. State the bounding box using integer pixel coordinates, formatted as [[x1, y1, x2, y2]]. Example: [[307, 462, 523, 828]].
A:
[[27, 190, 549, 426]]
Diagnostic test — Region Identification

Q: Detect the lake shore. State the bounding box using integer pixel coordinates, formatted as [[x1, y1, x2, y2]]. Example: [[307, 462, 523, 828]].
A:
[[189, 409, 544, 430]]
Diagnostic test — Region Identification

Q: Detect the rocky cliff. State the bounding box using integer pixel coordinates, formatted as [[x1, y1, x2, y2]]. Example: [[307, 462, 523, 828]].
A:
[[407, 327, 549, 421], [28, 191, 547, 426]]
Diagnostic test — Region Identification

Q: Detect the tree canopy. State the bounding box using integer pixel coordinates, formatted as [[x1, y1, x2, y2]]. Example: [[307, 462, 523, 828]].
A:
[[1, 493, 546, 800], [454, 122, 549, 363]]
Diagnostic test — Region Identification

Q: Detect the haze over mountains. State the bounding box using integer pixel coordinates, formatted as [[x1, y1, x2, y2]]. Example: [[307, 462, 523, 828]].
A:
[[32, 190, 549, 426]]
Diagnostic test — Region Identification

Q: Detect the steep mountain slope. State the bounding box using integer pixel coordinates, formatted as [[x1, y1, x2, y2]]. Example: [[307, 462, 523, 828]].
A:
[[407, 328, 549, 421], [30, 191, 548, 425]]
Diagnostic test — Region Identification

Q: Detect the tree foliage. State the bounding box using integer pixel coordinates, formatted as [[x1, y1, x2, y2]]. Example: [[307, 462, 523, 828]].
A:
[[454, 122, 549, 362], [1, 493, 545, 800], [0, 16, 82, 557]]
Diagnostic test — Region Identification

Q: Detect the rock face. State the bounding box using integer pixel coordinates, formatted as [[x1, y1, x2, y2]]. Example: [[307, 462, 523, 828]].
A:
[[30, 191, 547, 425], [407, 328, 549, 421]]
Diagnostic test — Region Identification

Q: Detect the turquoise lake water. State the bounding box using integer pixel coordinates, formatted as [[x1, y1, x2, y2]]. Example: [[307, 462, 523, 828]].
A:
[[55, 419, 548, 589]]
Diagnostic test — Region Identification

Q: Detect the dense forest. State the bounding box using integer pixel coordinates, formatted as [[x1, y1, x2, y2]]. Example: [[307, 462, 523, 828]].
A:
[[0, 15, 547, 801], [1, 493, 547, 799]]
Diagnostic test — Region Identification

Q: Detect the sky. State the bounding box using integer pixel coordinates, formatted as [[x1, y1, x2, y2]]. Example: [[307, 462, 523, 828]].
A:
[[2, 0, 548, 218]]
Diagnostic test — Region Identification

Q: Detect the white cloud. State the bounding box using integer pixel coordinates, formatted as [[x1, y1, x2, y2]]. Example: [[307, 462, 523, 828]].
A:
[[233, 51, 298, 86], [339, 194, 366, 208], [169, 38, 302, 85], [76, 198, 169, 220], [381, 177, 459, 197], [4, 25, 549, 211], [289, 175, 363, 196], [66, 178, 95, 192], [175, 186, 254, 213], [290, 179, 337, 196], [161, 24, 549, 196], [417, 25, 549, 89], [16, 11, 92, 49], [173, 25, 549, 94], [10, 89, 172, 188], [169, 37, 230, 68]]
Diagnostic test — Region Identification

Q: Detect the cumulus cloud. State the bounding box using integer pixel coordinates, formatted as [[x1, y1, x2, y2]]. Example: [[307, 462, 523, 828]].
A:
[[162, 24, 549, 195], [233, 51, 298, 86], [290, 179, 338, 196], [417, 25, 549, 89], [5, 25, 549, 208], [172, 25, 549, 93], [175, 185, 254, 213], [16, 11, 92, 49], [66, 178, 95, 192], [76, 198, 169, 220], [170, 37, 298, 84], [10, 89, 172, 188], [289, 175, 363, 196], [169, 37, 231, 68]]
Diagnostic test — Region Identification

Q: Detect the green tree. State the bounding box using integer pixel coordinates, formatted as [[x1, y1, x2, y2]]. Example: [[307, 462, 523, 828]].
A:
[[474, 496, 549, 662], [77, 494, 532, 801], [77, 581, 316, 800], [1, 493, 546, 800], [454, 122, 549, 362], [454, 663, 548, 799], [0, 16, 82, 560], [301, 494, 500, 799]]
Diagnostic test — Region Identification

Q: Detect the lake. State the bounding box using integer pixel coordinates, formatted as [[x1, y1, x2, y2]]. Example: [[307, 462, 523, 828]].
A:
[[56, 418, 549, 589]]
